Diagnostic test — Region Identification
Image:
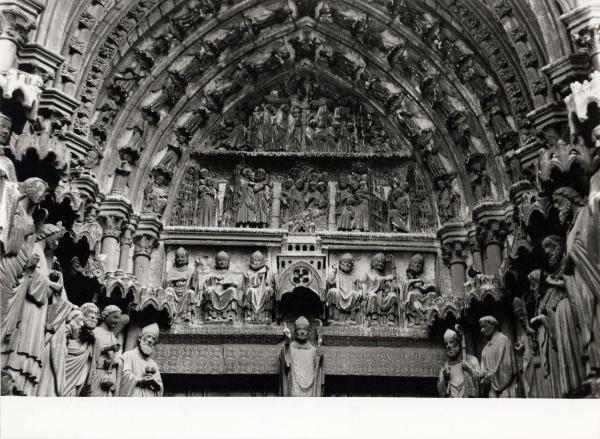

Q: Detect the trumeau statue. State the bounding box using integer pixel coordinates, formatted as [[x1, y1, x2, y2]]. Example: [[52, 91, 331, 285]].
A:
[[241, 251, 276, 324], [363, 253, 398, 326], [201, 251, 240, 322], [91, 305, 130, 397], [325, 253, 363, 325], [279, 316, 324, 397], [164, 247, 196, 324], [437, 328, 480, 398], [64, 302, 99, 397], [119, 323, 163, 397], [479, 315, 520, 398]]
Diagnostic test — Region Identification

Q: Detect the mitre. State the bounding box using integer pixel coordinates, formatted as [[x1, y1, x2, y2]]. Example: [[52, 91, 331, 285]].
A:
[[295, 316, 309, 328], [141, 323, 160, 338], [443, 328, 458, 343]]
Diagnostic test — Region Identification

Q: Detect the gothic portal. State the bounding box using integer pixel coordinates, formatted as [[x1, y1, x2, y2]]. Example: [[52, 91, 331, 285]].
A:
[[1, 0, 600, 399]]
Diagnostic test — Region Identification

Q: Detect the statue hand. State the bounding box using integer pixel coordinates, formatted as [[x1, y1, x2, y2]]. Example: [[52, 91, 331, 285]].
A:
[[283, 326, 291, 341], [442, 365, 450, 381]]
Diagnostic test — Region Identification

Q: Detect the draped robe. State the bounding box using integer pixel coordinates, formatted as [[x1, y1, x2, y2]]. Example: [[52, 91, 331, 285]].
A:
[[279, 340, 324, 397], [481, 331, 520, 398], [119, 347, 163, 397], [90, 325, 121, 396], [63, 334, 95, 396], [437, 354, 480, 398], [241, 266, 275, 322]]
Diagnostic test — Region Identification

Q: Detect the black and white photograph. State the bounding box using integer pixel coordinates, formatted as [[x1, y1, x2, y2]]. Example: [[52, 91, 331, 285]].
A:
[[1, 0, 599, 438]]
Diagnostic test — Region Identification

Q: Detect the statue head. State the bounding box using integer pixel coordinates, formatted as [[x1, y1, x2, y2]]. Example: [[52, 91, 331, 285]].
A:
[[527, 269, 541, 302], [215, 251, 230, 269], [294, 316, 309, 342], [591, 124, 600, 148], [308, 180, 318, 192], [255, 168, 266, 182], [371, 253, 386, 272], [249, 250, 265, 270], [295, 178, 305, 190], [67, 307, 84, 340], [282, 177, 293, 190], [317, 181, 328, 193], [101, 305, 122, 330], [138, 323, 159, 357], [174, 247, 189, 268], [552, 187, 584, 227], [407, 254, 425, 277], [81, 302, 99, 329], [20, 177, 48, 204], [542, 235, 564, 271], [443, 328, 461, 360], [0, 113, 12, 145], [35, 223, 65, 250], [479, 315, 498, 340], [338, 253, 354, 273]]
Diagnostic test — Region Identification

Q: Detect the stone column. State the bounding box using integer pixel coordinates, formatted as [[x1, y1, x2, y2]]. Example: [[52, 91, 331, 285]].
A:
[[328, 181, 336, 231], [438, 223, 468, 296], [270, 181, 282, 228], [98, 214, 126, 273], [133, 214, 162, 284], [0, 1, 42, 70], [473, 203, 506, 275], [119, 220, 137, 272], [467, 224, 483, 273], [98, 196, 132, 273]]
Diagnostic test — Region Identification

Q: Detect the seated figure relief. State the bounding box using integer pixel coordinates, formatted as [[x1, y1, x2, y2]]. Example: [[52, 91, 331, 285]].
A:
[[402, 254, 437, 327], [200, 251, 241, 323], [325, 253, 363, 325], [241, 251, 276, 324], [363, 253, 399, 326], [163, 247, 196, 324]]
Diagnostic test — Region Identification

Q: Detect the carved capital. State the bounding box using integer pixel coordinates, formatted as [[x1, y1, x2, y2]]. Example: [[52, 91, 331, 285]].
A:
[[0, 5, 38, 46], [120, 222, 136, 247], [0, 68, 44, 120], [476, 219, 507, 249], [133, 233, 159, 258], [563, 4, 600, 71], [441, 241, 466, 267], [98, 214, 127, 240]]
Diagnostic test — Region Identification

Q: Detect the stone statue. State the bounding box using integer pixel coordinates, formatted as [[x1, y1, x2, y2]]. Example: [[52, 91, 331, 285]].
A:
[[2, 223, 73, 396], [119, 323, 163, 397], [335, 178, 355, 231], [437, 328, 480, 397], [530, 234, 585, 397], [279, 316, 324, 397], [387, 178, 410, 232], [91, 305, 130, 397], [479, 315, 520, 398], [196, 170, 218, 227], [64, 302, 99, 397], [201, 251, 240, 322], [512, 297, 544, 399], [363, 253, 398, 326], [142, 174, 169, 216], [235, 168, 257, 227], [553, 186, 600, 387], [241, 251, 275, 324], [325, 253, 363, 325], [253, 168, 271, 228], [403, 253, 436, 327], [351, 179, 370, 232], [436, 178, 461, 224], [163, 247, 196, 324], [0, 113, 12, 146]]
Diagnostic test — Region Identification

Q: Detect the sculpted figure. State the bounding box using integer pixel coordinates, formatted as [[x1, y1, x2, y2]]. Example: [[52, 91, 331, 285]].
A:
[[403, 254, 436, 327], [64, 303, 99, 396], [241, 251, 276, 324], [512, 297, 544, 398], [279, 317, 324, 397], [201, 251, 240, 322], [2, 223, 73, 396], [119, 323, 163, 397], [387, 178, 410, 232], [235, 168, 257, 227], [286, 105, 304, 152], [436, 178, 461, 224], [142, 174, 168, 216], [196, 169, 218, 227], [91, 305, 129, 397], [280, 177, 293, 225], [363, 253, 398, 326], [335, 178, 354, 231], [253, 168, 271, 228], [351, 179, 370, 232], [437, 328, 480, 398], [553, 185, 600, 385], [325, 253, 363, 325], [0, 112, 12, 146], [164, 247, 196, 324], [479, 315, 520, 398], [531, 234, 585, 397]]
